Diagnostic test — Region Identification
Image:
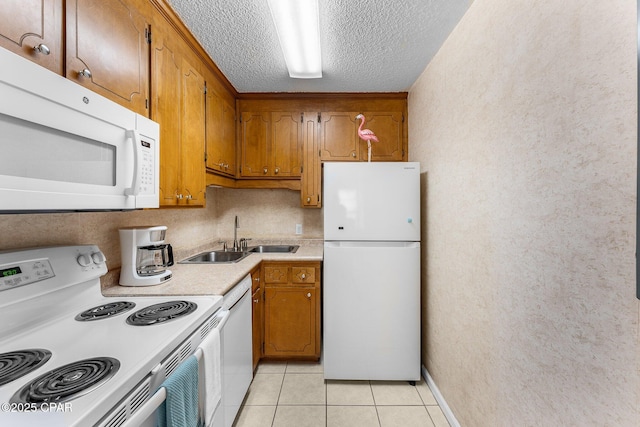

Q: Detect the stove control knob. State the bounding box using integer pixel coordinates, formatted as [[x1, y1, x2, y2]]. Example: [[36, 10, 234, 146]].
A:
[[77, 254, 93, 267], [91, 251, 106, 265]]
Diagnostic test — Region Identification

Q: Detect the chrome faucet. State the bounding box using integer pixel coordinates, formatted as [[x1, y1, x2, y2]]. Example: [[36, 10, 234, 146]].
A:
[[239, 237, 251, 251], [233, 216, 239, 251]]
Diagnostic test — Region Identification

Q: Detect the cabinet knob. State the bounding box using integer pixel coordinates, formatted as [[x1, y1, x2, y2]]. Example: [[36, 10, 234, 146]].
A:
[[351, 152, 356, 157], [263, 167, 268, 174], [254, 299, 259, 303], [34, 44, 50, 55], [185, 194, 193, 200], [78, 68, 92, 79], [306, 197, 311, 203], [301, 273, 306, 280], [176, 193, 184, 200], [274, 167, 279, 174], [306, 292, 311, 298]]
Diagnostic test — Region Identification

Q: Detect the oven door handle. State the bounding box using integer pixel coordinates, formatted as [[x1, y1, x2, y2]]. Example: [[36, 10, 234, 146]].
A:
[[119, 349, 204, 427]]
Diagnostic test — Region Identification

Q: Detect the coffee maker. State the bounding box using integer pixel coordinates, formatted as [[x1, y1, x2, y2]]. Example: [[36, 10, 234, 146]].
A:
[[119, 226, 174, 286]]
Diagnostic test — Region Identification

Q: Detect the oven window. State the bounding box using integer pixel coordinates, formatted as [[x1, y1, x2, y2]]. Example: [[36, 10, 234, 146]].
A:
[[0, 113, 116, 186]]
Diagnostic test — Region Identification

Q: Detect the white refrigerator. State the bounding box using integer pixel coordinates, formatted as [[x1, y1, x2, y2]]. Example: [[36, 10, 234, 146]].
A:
[[323, 162, 421, 381]]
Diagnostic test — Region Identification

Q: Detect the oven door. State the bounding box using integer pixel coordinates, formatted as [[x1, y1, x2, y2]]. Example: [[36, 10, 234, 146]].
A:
[[0, 47, 159, 212], [111, 310, 228, 427]]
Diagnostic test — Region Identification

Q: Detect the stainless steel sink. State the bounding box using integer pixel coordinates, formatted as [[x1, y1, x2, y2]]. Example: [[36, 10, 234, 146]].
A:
[[248, 245, 299, 253], [179, 250, 250, 264]]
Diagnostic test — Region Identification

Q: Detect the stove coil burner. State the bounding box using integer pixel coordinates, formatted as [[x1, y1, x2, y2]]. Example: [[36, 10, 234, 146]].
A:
[[75, 301, 136, 321], [11, 357, 120, 404], [126, 300, 197, 326], [0, 349, 52, 386]]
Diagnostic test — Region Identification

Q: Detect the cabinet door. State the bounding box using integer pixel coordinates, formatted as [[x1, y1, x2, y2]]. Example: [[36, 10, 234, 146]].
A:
[[240, 112, 270, 177], [0, 0, 63, 74], [361, 112, 404, 161], [151, 23, 181, 206], [66, 0, 150, 116], [221, 101, 237, 175], [320, 112, 360, 161], [264, 287, 317, 357], [206, 87, 236, 176], [301, 112, 321, 207], [179, 56, 206, 206], [271, 112, 302, 177], [251, 267, 263, 370]]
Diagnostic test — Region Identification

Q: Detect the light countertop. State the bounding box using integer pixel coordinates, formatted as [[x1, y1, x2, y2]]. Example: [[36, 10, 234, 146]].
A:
[[101, 241, 323, 297]]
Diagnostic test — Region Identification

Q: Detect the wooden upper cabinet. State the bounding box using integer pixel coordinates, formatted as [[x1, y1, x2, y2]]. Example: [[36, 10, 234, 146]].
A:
[[272, 112, 302, 177], [359, 112, 405, 161], [179, 56, 206, 205], [152, 16, 205, 207], [301, 112, 321, 208], [66, 0, 150, 116], [240, 112, 270, 177], [320, 111, 405, 162], [320, 112, 360, 160], [240, 111, 302, 178], [206, 85, 236, 177], [0, 0, 63, 74]]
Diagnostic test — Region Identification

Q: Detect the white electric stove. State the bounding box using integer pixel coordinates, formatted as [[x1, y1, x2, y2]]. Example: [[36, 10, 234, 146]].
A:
[[0, 245, 223, 427]]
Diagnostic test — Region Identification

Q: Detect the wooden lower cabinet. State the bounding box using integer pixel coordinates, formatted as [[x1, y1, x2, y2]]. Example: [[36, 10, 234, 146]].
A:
[[250, 265, 263, 371], [262, 261, 321, 360]]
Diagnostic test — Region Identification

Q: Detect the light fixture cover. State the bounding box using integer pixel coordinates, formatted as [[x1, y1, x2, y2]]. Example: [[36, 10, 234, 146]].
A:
[[267, 0, 322, 79]]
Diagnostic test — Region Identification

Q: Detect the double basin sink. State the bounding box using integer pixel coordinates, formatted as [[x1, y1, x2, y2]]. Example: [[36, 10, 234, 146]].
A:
[[180, 245, 299, 264]]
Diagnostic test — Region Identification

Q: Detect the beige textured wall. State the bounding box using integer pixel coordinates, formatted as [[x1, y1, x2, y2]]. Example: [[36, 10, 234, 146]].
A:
[[0, 187, 322, 270], [409, 0, 639, 426]]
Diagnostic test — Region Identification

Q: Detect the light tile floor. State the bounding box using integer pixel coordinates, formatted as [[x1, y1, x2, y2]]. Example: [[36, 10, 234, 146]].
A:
[[233, 361, 451, 427]]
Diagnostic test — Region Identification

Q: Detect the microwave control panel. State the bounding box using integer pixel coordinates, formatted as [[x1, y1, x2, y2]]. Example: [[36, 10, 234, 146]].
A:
[[139, 138, 155, 195]]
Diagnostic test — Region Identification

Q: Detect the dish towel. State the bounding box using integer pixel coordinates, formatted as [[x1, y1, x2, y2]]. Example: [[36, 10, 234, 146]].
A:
[[158, 355, 200, 427], [198, 328, 222, 427]]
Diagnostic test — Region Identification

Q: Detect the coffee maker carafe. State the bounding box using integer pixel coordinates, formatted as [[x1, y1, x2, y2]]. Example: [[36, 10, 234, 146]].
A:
[[119, 226, 173, 286]]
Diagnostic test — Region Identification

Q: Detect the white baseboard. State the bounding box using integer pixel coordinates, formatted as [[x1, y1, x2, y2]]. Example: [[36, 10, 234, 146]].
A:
[[422, 365, 461, 427]]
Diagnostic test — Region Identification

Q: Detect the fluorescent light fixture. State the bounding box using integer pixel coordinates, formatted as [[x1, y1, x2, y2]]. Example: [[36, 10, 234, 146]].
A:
[[267, 0, 322, 79]]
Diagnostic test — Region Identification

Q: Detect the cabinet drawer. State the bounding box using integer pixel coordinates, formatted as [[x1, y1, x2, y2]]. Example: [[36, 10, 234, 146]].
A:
[[264, 265, 289, 284], [292, 266, 315, 284]]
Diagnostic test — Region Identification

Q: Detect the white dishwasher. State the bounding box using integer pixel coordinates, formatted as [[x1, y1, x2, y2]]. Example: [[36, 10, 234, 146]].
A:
[[212, 274, 253, 427]]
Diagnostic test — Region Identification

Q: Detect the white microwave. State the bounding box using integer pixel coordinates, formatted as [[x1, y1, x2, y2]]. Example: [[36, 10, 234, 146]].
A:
[[0, 48, 159, 212]]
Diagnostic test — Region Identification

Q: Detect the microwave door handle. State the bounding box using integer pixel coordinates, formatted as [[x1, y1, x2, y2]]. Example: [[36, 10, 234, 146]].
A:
[[124, 129, 141, 196]]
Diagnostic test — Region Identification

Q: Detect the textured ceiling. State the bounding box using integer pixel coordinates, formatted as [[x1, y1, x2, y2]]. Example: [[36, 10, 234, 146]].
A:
[[166, 0, 470, 93]]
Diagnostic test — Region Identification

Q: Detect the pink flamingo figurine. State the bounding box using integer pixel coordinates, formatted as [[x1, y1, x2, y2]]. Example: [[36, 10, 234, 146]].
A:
[[356, 114, 378, 162]]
